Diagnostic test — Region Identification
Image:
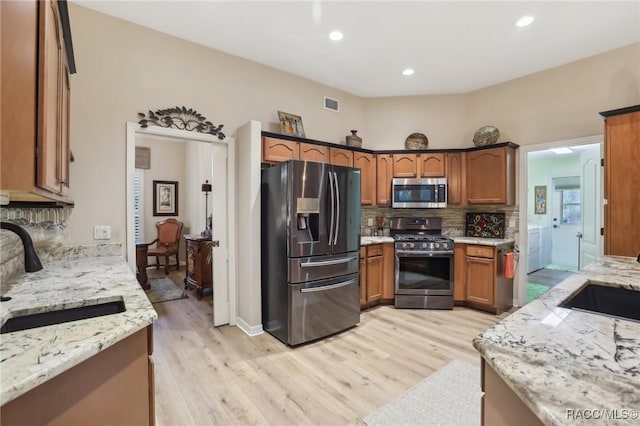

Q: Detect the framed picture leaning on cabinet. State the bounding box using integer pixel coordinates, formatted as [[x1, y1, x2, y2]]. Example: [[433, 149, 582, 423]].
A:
[[278, 111, 305, 138]]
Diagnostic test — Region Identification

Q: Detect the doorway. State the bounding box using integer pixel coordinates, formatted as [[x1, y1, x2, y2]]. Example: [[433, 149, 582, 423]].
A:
[[517, 136, 602, 306], [125, 123, 237, 326]]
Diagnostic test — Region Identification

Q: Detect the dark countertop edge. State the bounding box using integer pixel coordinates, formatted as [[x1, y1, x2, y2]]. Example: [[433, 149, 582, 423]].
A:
[[261, 131, 519, 154], [598, 104, 640, 118]]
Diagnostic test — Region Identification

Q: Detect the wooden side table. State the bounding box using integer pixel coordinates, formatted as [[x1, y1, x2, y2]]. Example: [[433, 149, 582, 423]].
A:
[[184, 235, 212, 300], [135, 242, 151, 290]]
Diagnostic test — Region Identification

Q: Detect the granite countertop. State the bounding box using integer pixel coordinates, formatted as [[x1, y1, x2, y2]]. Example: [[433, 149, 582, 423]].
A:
[[473, 256, 640, 425], [0, 255, 157, 406], [451, 236, 515, 246], [360, 236, 395, 246]]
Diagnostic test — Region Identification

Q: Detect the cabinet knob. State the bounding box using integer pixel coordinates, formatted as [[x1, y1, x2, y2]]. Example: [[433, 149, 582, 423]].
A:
[[59, 179, 69, 186]]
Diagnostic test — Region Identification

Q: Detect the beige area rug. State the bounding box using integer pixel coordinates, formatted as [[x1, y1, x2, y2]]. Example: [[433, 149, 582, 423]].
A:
[[145, 277, 188, 303], [363, 360, 482, 426]]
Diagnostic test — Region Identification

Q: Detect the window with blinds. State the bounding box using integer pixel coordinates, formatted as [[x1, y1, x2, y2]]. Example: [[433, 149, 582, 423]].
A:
[[134, 169, 144, 243]]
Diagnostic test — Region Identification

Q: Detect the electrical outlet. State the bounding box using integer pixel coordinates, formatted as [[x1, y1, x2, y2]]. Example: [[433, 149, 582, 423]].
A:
[[94, 225, 111, 240], [367, 218, 374, 226], [509, 219, 516, 228]]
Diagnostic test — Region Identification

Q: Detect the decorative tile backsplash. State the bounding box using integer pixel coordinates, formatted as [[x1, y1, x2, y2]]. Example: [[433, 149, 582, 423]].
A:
[[361, 205, 519, 238]]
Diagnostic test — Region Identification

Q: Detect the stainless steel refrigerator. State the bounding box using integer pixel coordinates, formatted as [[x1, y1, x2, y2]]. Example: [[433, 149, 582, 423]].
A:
[[261, 160, 361, 345]]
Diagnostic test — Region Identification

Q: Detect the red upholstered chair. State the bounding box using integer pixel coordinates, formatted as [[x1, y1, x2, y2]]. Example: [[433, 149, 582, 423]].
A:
[[147, 218, 183, 274]]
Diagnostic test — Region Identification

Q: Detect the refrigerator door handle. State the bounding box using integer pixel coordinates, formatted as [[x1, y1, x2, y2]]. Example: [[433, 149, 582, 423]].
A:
[[300, 278, 358, 293], [333, 171, 340, 245], [328, 171, 335, 245], [300, 256, 358, 268]]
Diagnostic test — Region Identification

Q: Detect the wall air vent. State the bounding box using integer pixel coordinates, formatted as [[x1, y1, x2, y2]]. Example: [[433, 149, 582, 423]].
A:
[[324, 96, 340, 112]]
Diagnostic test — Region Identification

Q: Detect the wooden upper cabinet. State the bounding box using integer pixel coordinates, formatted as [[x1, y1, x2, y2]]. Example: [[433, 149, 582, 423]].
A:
[[262, 137, 299, 163], [376, 154, 393, 206], [466, 146, 516, 205], [602, 108, 640, 257], [329, 147, 353, 167], [354, 151, 376, 205], [392, 153, 417, 178], [419, 153, 445, 177], [446, 152, 466, 205], [299, 142, 329, 163], [0, 0, 73, 203]]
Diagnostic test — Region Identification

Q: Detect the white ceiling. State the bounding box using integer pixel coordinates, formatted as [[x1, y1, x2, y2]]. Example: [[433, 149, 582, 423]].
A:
[[73, 1, 640, 98]]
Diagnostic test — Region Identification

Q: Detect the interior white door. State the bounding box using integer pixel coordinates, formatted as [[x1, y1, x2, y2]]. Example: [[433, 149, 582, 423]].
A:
[[550, 178, 580, 271], [211, 142, 229, 326], [579, 145, 601, 269]]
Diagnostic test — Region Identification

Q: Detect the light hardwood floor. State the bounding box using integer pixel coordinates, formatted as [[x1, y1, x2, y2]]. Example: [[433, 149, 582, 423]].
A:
[[150, 268, 502, 426]]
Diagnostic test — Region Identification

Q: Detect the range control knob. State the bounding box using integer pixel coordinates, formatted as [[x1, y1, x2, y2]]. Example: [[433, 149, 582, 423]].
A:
[[434, 243, 440, 249]]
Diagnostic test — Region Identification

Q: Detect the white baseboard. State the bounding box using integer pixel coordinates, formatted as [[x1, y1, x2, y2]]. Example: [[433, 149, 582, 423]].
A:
[[236, 317, 264, 337]]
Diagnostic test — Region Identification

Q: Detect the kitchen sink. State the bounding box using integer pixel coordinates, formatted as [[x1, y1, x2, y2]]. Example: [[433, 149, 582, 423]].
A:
[[0, 300, 126, 334], [560, 282, 640, 323]]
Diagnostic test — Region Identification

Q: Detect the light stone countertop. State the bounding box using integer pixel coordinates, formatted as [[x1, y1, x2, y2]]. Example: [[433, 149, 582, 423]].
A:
[[0, 254, 157, 406], [360, 236, 395, 246], [451, 236, 515, 246], [473, 256, 640, 425]]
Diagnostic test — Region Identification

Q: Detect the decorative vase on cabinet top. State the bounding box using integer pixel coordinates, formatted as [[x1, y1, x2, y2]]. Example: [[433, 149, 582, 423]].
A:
[[346, 130, 363, 147], [473, 126, 500, 147]]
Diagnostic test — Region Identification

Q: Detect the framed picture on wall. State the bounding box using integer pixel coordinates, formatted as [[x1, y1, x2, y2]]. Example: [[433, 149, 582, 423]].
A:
[[534, 185, 547, 215], [153, 180, 178, 216]]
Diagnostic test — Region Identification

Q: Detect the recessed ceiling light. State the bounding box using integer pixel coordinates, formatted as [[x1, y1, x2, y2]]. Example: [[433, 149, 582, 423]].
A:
[[550, 147, 572, 154], [515, 16, 535, 27], [329, 31, 343, 41], [402, 68, 415, 76]]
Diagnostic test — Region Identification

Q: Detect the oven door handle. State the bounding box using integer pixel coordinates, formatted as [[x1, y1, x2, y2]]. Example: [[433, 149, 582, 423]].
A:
[[395, 250, 454, 256]]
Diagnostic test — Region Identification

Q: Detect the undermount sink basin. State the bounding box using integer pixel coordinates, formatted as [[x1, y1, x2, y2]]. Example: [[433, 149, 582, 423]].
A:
[[0, 300, 126, 334], [560, 282, 640, 323]]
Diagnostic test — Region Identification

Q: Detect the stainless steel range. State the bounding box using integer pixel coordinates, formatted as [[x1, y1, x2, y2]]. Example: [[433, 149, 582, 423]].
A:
[[391, 217, 454, 309]]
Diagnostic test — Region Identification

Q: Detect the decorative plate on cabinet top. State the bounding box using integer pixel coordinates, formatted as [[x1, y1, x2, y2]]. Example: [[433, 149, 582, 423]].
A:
[[405, 133, 429, 150], [473, 126, 500, 147]]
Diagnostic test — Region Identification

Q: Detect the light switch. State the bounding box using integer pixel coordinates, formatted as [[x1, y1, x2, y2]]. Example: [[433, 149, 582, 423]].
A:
[[94, 225, 111, 240]]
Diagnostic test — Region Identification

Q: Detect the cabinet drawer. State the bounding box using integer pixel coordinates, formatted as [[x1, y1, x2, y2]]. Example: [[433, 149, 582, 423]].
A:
[[367, 244, 383, 257], [466, 245, 494, 259]]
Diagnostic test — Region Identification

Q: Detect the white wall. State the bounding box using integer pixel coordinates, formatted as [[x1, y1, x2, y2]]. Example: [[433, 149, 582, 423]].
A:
[[527, 155, 581, 227]]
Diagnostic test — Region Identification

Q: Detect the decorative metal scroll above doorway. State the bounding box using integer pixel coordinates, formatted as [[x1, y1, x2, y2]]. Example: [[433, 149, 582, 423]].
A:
[[137, 106, 225, 139]]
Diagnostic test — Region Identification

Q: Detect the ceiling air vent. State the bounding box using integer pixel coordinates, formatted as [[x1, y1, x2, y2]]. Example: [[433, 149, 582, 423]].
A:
[[324, 96, 339, 112]]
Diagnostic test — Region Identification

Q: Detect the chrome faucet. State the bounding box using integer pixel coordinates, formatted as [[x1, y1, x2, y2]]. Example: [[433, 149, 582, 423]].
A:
[[1, 222, 43, 272]]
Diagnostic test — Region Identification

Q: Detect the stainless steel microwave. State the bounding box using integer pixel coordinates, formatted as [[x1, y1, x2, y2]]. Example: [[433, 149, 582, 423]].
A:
[[392, 178, 447, 208]]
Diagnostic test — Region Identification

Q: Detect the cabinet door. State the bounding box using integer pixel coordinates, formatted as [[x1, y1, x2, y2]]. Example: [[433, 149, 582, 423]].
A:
[[59, 63, 71, 196], [419, 153, 445, 177], [382, 243, 395, 300], [354, 151, 376, 205], [465, 256, 495, 306], [446, 152, 466, 205], [604, 111, 640, 257], [466, 146, 515, 205], [392, 153, 417, 178], [262, 137, 299, 163], [37, 0, 64, 194], [329, 147, 353, 167], [300, 143, 329, 163], [453, 244, 466, 302], [376, 154, 393, 205], [366, 255, 383, 304]]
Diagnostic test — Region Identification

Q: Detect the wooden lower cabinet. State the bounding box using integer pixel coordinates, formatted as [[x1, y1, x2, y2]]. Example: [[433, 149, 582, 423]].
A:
[[381, 243, 395, 301], [184, 235, 212, 300], [456, 243, 513, 314], [482, 358, 544, 426], [1, 326, 154, 426], [453, 243, 467, 303], [360, 244, 394, 309]]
